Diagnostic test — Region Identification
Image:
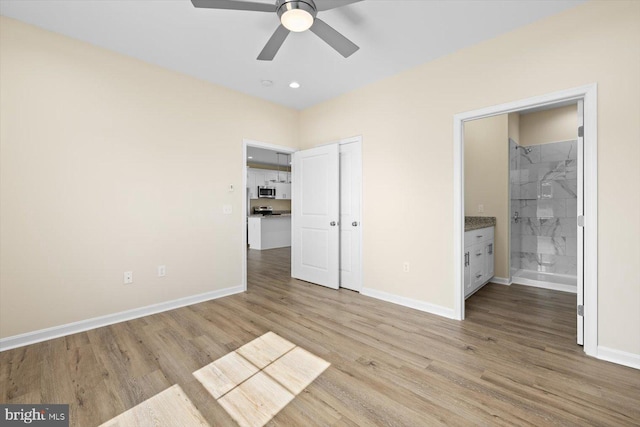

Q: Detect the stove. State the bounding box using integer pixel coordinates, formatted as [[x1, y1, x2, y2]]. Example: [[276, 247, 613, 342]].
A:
[[253, 206, 273, 215]]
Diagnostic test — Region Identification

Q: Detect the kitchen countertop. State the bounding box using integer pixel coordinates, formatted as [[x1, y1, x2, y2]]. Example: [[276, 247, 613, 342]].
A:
[[249, 213, 291, 218], [465, 216, 496, 231]]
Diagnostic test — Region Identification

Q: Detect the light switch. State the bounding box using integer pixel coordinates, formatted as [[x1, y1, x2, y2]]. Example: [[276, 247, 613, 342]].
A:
[[223, 205, 233, 215]]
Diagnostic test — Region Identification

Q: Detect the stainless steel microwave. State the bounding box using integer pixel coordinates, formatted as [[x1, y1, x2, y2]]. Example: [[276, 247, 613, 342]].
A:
[[258, 186, 276, 198]]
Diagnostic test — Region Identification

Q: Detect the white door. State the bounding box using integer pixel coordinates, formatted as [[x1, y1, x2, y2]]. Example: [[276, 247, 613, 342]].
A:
[[291, 144, 340, 289], [577, 99, 585, 346], [339, 141, 362, 291]]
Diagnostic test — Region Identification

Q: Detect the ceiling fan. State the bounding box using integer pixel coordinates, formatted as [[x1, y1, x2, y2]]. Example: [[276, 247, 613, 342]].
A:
[[191, 0, 363, 60]]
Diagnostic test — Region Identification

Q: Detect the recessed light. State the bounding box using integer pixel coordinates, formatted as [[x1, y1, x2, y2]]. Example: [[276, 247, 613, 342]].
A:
[[289, 81, 301, 89], [261, 80, 274, 87], [248, 156, 253, 159]]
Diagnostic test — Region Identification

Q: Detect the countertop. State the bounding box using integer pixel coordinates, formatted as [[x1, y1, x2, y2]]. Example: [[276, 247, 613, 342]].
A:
[[249, 213, 291, 219], [465, 216, 496, 231]]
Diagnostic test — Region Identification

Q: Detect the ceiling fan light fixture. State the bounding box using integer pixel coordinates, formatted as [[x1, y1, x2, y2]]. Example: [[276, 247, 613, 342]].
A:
[[281, 9, 313, 32], [278, 0, 317, 33]]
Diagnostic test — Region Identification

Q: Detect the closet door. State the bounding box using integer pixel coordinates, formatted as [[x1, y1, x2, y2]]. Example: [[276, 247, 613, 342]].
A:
[[339, 141, 362, 291], [291, 144, 340, 289]]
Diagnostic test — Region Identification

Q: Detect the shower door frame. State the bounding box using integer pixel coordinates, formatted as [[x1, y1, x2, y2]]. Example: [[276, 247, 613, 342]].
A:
[[452, 83, 598, 357]]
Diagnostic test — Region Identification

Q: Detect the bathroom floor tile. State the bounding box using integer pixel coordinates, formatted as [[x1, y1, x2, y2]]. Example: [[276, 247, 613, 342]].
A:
[[218, 372, 294, 427], [193, 351, 260, 399], [236, 331, 295, 369], [99, 384, 210, 427], [264, 347, 330, 395]]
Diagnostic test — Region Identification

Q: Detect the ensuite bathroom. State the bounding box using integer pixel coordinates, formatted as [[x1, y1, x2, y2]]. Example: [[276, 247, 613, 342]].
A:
[[464, 102, 579, 295]]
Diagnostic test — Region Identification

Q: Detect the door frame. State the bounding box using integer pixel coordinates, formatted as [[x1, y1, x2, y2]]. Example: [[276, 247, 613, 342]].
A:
[[452, 83, 598, 357], [241, 139, 297, 291]]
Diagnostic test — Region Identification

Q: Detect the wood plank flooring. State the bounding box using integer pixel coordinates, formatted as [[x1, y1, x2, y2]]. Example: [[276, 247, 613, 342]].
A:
[[2, 247, 639, 426]]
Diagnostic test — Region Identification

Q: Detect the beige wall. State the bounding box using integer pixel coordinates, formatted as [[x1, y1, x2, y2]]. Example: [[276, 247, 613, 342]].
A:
[[299, 1, 640, 355], [520, 104, 578, 146], [464, 115, 509, 279], [0, 17, 298, 338]]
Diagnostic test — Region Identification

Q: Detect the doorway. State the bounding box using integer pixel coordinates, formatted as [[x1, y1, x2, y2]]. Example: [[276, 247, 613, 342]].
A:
[[242, 139, 296, 291], [453, 84, 598, 357], [241, 137, 363, 294]]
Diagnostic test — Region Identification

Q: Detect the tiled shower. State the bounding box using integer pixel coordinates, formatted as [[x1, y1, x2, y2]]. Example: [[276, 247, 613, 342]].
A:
[[510, 138, 578, 290]]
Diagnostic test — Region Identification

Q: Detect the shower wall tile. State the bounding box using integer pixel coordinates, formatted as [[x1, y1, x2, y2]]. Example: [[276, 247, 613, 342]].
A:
[[536, 199, 567, 218], [521, 236, 566, 255], [549, 179, 577, 199], [565, 159, 577, 179], [510, 139, 578, 277], [567, 198, 578, 216], [518, 146, 541, 164], [560, 218, 577, 237], [566, 237, 578, 256], [518, 218, 575, 237], [540, 140, 577, 162]]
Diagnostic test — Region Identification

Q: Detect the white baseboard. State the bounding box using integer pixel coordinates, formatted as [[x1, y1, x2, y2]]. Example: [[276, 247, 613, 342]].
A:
[[490, 276, 511, 285], [597, 346, 640, 370], [361, 287, 456, 319], [0, 285, 244, 352], [511, 276, 577, 294]]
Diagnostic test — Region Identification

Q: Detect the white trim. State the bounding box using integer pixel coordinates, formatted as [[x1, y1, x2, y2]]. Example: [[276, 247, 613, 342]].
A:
[[597, 346, 640, 370], [242, 139, 297, 292], [361, 288, 456, 319], [511, 277, 577, 294], [0, 285, 244, 352], [453, 83, 598, 357], [490, 276, 512, 286]]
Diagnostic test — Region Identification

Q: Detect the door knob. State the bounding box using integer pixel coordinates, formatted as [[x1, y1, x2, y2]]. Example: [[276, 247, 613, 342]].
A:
[[330, 221, 336, 226], [352, 221, 358, 226]]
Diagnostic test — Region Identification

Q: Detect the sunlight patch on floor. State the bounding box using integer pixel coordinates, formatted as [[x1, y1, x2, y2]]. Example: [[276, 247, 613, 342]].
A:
[[193, 331, 330, 427], [98, 384, 209, 427]]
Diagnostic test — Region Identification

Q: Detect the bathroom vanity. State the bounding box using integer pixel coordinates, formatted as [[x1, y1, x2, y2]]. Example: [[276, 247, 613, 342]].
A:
[[464, 217, 496, 298]]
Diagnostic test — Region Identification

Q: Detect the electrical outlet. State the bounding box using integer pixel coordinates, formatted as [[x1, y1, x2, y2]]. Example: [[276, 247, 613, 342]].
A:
[[158, 265, 166, 277], [478, 204, 484, 213], [403, 262, 410, 273], [124, 271, 133, 284]]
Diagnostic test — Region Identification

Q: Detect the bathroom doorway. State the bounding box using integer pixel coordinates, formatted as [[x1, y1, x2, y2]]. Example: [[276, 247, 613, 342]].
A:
[[453, 85, 598, 357]]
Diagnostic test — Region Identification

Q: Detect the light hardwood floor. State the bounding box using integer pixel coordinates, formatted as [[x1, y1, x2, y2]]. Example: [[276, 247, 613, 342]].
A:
[[1, 247, 639, 426]]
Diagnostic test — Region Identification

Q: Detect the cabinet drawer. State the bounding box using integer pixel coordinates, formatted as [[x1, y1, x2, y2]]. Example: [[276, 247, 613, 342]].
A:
[[464, 226, 494, 246], [469, 243, 484, 270]]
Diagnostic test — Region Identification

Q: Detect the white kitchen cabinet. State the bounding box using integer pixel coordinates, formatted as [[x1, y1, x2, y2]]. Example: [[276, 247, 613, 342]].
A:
[[247, 167, 292, 199], [264, 170, 279, 184], [275, 182, 291, 200], [463, 226, 495, 298], [247, 169, 267, 199], [248, 216, 291, 250]]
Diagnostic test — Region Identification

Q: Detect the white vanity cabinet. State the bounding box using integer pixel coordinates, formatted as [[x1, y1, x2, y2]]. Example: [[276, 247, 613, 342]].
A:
[[464, 226, 495, 298]]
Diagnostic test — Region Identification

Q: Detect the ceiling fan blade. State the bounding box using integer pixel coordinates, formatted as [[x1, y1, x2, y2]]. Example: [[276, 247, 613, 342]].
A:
[[257, 25, 291, 61], [191, 0, 276, 12], [310, 18, 359, 58], [315, 0, 363, 12]]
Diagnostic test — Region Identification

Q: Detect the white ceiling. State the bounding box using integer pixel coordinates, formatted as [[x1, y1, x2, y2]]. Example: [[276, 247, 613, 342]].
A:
[[0, 0, 584, 110]]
